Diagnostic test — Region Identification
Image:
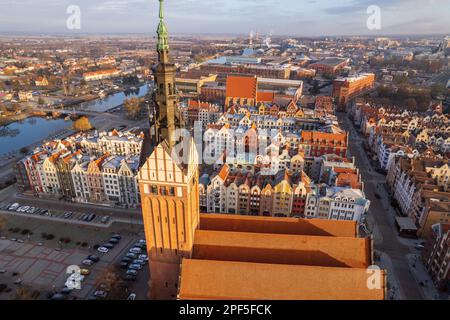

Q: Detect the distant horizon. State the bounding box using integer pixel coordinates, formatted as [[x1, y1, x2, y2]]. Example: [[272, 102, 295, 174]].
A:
[[0, 31, 448, 40], [0, 0, 449, 38]]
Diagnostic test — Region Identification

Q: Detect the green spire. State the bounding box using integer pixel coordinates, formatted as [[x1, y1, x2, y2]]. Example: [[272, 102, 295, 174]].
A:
[[159, 0, 164, 19], [157, 0, 169, 51]]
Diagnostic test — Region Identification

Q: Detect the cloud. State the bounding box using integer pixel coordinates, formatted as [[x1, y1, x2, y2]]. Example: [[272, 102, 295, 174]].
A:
[[0, 0, 448, 36]]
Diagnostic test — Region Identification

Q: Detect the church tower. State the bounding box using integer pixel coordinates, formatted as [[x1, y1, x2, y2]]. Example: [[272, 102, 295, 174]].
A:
[[150, 0, 183, 149], [138, 0, 200, 300]]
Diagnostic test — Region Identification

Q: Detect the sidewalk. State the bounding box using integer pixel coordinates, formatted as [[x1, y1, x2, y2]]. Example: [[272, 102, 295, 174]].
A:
[[406, 254, 448, 300]]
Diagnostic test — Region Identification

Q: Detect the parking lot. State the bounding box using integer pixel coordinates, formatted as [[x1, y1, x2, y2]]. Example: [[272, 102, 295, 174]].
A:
[[0, 213, 149, 300], [1, 202, 113, 228]]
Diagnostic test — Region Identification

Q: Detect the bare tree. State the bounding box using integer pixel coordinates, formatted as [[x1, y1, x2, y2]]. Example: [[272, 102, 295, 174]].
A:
[[0, 216, 6, 231]]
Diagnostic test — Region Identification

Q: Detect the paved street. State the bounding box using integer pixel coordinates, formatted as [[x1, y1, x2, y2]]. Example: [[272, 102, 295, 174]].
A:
[[338, 112, 426, 300]]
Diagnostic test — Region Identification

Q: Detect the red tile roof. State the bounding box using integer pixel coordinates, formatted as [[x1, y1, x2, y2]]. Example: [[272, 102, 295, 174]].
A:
[[257, 91, 275, 103], [179, 259, 386, 300], [226, 76, 257, 99]]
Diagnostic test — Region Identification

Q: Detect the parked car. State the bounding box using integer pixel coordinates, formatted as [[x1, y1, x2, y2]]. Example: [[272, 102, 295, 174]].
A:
[[129, 264, 142, 271], [50, 293, 67, 300], [102, 243, 114, 249], [129, 247, 142, 254], [63, 212, 73, 219], [120, 262, 129, 269], [87, 255, 100, 263], [126, 269, 138, 276], [111, 234, 121, 240], [86, 214, 96, 222], [82, 259, 94, 266], [138, 254, 148, 262], [97, 247, 109, 253], [80, 269, 90, 276], [127, 293, 137, 300], [93, 290, 108, 299], [60, 287, 73, 295], [26, 207, 36, 214], [133, 242, 145, 249], [132, 259, 145, 265], [8, 203, 20, 211], [109, 238, 120, 244], [121, 257, 132, 263], [126, 253, 138, 259], [101, 216, 111, 224]]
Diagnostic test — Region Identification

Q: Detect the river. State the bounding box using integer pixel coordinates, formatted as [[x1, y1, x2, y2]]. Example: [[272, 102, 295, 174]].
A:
[[77, 83, 151, 112], [0, 117, 69, 156], [0, 84, 152, 156]]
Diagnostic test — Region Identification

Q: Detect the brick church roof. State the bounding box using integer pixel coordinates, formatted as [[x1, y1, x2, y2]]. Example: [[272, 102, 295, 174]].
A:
[[177, 214, 385, 300], [179, 259, 386, 300], [226, 75, 257, 99]]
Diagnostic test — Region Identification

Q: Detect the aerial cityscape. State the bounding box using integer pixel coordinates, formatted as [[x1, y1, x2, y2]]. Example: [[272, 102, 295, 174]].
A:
[[0, 0, 449, 304]]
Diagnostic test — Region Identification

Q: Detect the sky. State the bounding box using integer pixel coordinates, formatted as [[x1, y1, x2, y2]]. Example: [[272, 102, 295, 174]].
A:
[[0, 0, 449, 37]]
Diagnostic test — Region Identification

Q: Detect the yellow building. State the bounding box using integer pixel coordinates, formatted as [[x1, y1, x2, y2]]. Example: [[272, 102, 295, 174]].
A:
[[175, 74, 217, 95]]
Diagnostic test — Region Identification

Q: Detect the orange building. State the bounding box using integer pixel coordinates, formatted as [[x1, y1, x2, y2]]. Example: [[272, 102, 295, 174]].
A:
[[225, 75, 258, 107], [179, 260, 384, 300], [177, 214, 386, 300], [225, 75, 276, 107], [333, 73, 375, 109], [300, 131, 348, 158]]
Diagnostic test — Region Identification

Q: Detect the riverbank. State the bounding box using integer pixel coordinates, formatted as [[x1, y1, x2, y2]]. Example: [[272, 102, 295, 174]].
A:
[[0, 113, 30, 127], [0, 109, 51, 127], [0, 116, 73, 159]]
